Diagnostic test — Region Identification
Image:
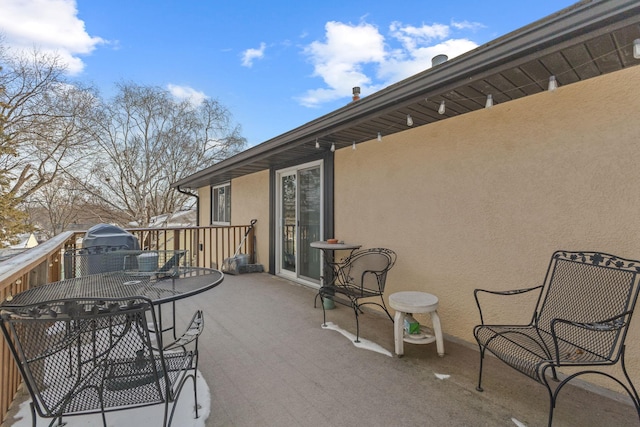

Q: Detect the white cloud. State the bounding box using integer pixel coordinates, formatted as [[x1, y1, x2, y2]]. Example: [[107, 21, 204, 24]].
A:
[[299, 20, 479, 108], [451, 20, 486, 31], [0, 0, 105, 75], [167, 84, 207, 106], [241, 42, 266, 67], [379, 38, 479, 83], [298, 21, 385, 107], [389, 21, 450, 50]]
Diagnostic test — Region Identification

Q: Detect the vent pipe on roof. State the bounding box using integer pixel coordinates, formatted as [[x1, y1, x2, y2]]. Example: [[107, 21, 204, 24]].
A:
[[352, 86, 361, 102], [432, 54, 448, 67]]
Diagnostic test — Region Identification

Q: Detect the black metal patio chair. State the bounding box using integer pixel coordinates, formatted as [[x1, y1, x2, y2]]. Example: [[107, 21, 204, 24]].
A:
[[319, 247, 396, 342], [473, 250, 640, 426], [0, 296, 204, 427]]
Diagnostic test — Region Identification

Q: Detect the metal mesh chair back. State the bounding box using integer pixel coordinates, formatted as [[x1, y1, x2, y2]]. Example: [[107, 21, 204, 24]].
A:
[[0, 297, 173, 423], [536, 251, 640, 361], [320, 247, 397, 342], [340, 248, 397, 296]]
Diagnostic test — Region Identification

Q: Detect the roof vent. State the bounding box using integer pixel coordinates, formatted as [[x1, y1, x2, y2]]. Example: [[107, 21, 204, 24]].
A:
[[352, 87, 361, 102], [432, 54, 448, 67]]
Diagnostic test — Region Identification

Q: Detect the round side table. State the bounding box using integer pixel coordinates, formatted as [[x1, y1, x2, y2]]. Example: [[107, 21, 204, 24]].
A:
[[389, 291, 444, 357]]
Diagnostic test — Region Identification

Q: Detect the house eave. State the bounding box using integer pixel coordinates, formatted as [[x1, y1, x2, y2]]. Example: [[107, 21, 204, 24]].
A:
[[173, 0, 640, 190]]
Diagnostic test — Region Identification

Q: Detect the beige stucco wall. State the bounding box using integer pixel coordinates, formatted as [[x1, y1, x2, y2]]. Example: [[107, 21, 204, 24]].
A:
[[197, 171, 270, 269], [197, 186, 211, 226], [230, 170, 271, 267], [198, 65, 640, 393], [334, 65, 640, 391]]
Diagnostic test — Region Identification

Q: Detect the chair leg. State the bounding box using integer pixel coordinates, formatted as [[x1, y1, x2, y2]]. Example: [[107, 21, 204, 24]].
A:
[[193, 376, 200, 419], [621, 346, 640, 420], [163, 399, 170, 427], [379, 297, 393, 322], [30, 402, 37, 427], [193, 351, 200, 419], [476, 345, 485, 392], [353, 301, 361, 343], [321, 295, 328, 326], [541, 370, 556, 427], [351, 298, 361, 343], [547, 389, 555, 427], [48, 417, 67, 427]]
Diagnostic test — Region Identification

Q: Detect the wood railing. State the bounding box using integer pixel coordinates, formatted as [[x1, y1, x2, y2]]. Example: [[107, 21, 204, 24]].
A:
[[126, 225, 256, 270], [0, 231, 82, 423], [0, 224, 256, 423]]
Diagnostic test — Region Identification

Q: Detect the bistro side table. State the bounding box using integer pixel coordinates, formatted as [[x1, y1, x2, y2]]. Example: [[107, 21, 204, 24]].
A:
[[389, 291, 445, 357], [310, 241, 361, 309]]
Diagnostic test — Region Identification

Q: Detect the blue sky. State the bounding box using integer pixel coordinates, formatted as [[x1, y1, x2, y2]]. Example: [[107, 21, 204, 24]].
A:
[[0, 0, 577, 147]]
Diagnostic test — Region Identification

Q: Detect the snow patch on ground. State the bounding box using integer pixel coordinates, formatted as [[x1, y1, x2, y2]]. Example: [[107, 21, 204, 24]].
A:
[[322, 322, 393, 357]]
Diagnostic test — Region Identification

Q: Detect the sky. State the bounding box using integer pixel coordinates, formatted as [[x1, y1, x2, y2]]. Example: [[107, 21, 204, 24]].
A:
[[0, 0, 578, 147]]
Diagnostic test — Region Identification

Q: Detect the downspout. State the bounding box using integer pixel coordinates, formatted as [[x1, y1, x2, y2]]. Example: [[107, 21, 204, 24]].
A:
[[177, 186, 199, 226]]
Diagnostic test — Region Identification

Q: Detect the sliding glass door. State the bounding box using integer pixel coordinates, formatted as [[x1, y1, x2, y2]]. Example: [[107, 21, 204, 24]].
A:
[[276, 161, 322, 283]]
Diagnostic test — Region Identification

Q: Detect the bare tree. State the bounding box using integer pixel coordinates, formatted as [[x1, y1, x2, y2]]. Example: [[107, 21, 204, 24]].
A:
[[26, 175, 127, 238], [0, 46, 96, 201], [1, 43, 246, 240], [83, 82, 246, 226], [0, 44, 97, 245], [0, 93, 33, 246]]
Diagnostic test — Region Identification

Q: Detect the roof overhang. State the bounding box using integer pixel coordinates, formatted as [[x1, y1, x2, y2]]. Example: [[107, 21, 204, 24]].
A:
[[173, 0, 640, 190]]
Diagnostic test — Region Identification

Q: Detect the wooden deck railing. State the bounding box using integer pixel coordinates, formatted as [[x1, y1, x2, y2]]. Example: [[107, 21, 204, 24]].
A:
[[126, 225, 256, 270], [0, 231, 82, 423], [0, 224, 256, 423]]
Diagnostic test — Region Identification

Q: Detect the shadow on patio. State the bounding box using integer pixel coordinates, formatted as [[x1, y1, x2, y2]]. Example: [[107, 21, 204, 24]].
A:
[[3, 272, 639, 427]]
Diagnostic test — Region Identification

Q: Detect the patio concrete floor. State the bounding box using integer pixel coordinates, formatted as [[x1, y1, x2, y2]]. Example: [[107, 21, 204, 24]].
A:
[[3, 272, 639, 426]]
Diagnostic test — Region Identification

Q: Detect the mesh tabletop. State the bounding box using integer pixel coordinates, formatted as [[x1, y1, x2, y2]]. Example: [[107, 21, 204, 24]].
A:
[[2, 267, 224, 307]]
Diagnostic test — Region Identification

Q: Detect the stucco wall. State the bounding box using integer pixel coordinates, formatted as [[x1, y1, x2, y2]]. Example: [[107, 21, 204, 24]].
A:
[[334, 65, 640, 390], [197, 186, 211, 226], [230, 170, 270, 268]]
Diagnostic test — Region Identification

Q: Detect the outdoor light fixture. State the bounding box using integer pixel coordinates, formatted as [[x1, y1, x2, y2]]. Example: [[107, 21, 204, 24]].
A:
[[330, 142, 335, 152], [485, 94, 493, 109], [634, 39, 640, 59], [377, 132, 382, 142], [315, 138, 319, 149], [406, 114, 413, 126], [548, 75, 558, 92], [438, 100, 446, 115], [352, 141, 356, 150]]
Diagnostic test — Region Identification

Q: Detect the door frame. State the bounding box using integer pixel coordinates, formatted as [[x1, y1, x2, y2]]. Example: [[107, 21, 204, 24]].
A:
[[274, 159, 324, 287], [269, 151, 334, 282]]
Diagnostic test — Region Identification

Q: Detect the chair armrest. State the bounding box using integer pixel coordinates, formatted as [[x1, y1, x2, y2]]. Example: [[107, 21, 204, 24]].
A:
[[162, 310, 204, 352], [474, 285, 543, 325], [549, 311, 631, 364]]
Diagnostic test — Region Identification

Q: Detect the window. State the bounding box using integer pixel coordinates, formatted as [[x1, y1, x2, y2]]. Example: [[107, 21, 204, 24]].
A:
[[211, 183, 231, 224]]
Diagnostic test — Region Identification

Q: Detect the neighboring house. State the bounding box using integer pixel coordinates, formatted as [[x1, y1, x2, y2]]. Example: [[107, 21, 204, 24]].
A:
[[9, 233, 39, 249], [174, 1, 640, 393], [0, 233, 39, 262], [148, 209, 197, 228]]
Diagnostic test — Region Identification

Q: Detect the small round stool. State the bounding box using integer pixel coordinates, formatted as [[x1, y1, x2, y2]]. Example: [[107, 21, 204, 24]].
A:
[[389, 291, 444, 357]]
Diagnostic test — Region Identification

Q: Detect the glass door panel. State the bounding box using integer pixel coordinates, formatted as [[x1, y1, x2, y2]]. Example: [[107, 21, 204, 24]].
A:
[[298, 167, 321, 280], [281, 174, 296, 273]]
